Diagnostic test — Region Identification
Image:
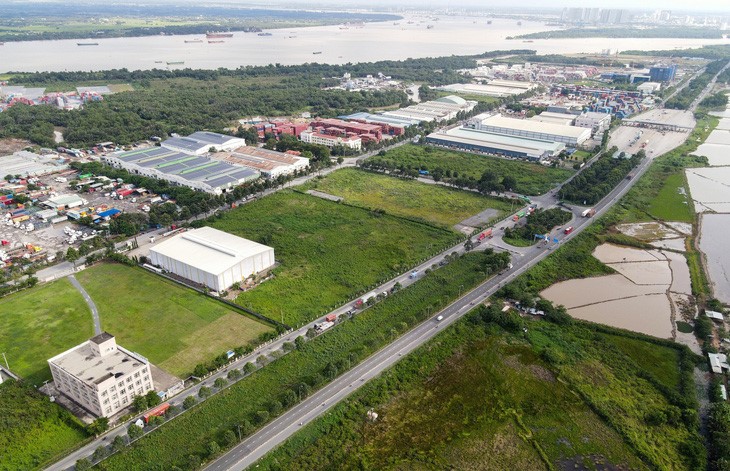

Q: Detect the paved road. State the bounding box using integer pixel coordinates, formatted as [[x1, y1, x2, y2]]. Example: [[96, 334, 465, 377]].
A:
[[68, 274, 101, 335]]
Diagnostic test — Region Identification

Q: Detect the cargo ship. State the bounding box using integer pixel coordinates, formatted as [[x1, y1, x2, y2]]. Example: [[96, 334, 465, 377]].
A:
[[312, 51, 322, 55], [77, 42, 99, 46], [185, 39, 203, 43], [208, 40, 225, 44], [257, 32, 272, 36], [166, 61, 184, 65], [206, 32, 233, 38]]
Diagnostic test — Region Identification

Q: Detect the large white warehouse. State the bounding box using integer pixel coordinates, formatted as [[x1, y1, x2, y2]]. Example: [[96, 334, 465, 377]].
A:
[[149, 227, 275, 292]]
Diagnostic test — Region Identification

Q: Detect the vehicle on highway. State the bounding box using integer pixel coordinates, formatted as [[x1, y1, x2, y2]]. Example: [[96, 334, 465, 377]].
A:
[[436, 315, 444, 321], [409, 270, 419, 279]]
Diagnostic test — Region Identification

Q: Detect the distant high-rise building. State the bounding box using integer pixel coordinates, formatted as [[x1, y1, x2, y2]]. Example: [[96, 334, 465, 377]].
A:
[[600, 9, 633, 24], [659, 10, 672, 21], [649, 65, 678, 83]]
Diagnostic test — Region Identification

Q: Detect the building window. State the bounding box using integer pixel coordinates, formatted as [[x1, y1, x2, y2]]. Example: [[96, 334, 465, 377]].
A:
[[103, 399, 109, 405], [126, 377, 132, 383], [118, 382, 124, 388], [101, 390, 108, 397], [122, 397, 128, 404], [136, 380, 141, 386], [114, 402, 120, 409], [134, 372, 140, 378], [105, 407, 112, 414], [120, 389, 126, 395]]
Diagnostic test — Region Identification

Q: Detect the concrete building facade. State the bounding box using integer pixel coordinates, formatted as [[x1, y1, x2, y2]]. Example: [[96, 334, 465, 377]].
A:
[[574, 112, 612, 135], [300, 130, 362, 150], [471, 114, 591, 146], [48, 333, 153, 418]]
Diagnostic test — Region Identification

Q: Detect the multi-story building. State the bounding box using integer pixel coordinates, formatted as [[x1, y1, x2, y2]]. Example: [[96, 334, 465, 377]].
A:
[[649, 65, 678, 83], [300, 130, 362, 150], [48, 333, 153, 418], [574, 112, 612, 135]]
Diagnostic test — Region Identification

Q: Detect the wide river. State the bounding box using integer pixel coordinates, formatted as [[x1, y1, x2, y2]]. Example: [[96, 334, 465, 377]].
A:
[[1, 16, 729, 73]]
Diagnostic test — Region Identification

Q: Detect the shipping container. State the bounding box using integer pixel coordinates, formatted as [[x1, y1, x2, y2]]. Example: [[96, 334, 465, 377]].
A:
[[325, 313, 337, 323], [143, 403, 170, 423]]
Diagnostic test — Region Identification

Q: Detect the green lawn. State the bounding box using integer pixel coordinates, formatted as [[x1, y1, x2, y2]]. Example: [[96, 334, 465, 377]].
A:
[[209, 190, 460, 326], [0, 381, 88, 471], [75, 264, 273, 377], [647, 172, 694, 222], [367, 144, 573, 195], [302, 168, 511, 227], [0, 279, 92, 385]]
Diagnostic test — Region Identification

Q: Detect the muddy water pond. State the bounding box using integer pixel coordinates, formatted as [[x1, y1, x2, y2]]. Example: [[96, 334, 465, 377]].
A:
[[699, 213, 730, 304]]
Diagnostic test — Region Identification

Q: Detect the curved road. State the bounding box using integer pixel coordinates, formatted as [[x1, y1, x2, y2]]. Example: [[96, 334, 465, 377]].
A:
[[68, 274, 101, 335]]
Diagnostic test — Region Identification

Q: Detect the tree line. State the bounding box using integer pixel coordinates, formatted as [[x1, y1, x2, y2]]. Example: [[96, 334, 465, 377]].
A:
[[558, 150, 643, 205]]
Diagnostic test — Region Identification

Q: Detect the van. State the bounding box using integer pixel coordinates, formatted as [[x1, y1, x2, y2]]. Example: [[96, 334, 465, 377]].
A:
[[436, 315, 444, 322]]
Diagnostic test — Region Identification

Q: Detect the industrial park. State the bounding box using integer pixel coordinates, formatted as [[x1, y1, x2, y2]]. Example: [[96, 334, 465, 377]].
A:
[[2, 2, 730, 471]]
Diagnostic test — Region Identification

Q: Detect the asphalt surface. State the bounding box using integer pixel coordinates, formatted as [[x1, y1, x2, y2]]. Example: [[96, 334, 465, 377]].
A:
[[68, 274, 102, 335]]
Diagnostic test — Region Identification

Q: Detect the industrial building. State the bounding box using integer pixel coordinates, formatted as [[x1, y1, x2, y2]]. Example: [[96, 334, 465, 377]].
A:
[[340, 111, 418, 129], [102, 147, 260, 194], [42, 194, 87, 211], [530, 111, 577, 126], [48, 333, 153, 418], [212, 146, 310, 179], [149, 227, 275, 293], [0, 151, 69, 178], [434, 80, 536, 98], [300, 130, 362, 150], [426, 127, 565, 162], [637, 82, 662, 94], [381, 96, 477, 123], [574, 112, 612, 135], [310, 118, 383, 143], [649, 65, 678, 83], [470, 114, 591, 146], [161, 132, 246, 155]]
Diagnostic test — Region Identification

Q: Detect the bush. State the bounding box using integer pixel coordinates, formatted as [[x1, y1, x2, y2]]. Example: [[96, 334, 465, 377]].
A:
[[198, 387, 212, 399], [183, 396, 197, 410], [128, 424, 144, 441], [213, 378, 227, 389]]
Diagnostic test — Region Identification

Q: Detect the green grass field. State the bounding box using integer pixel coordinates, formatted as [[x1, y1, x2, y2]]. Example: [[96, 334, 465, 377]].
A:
[[367, 144, 573, 195], [0, 279, 92, 385], [647, 172, 694, 222], [75, 264, 273, 377], [209, 191, 460, 326], [0, 381, 88, 471], [302, 168, 511, 227]]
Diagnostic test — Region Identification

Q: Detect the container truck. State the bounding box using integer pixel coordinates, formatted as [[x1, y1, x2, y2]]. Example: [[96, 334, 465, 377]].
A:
[[581, 208, 596, 218], [564, 226, 574, 234], [143, 403, 170, 423], [325, 313, 337, 323], [477, 228, 493, 241]]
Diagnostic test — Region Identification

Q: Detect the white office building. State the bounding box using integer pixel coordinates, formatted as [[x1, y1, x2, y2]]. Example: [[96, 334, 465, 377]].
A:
[[149, 227, 275, 292], [575, 112, 612, 135], [300, 130, 362, 150], [48, 333, 153, 418]]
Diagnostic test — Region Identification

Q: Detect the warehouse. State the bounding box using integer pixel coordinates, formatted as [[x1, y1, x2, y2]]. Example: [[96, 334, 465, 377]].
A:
[[382, 96, 477, 123], [161, 132, 246, 155], [102, 147, 260, 194], [42, 194, 86, 211], [470, 114, 591, 146], [212, 146, 310, 179], [340, 111, 419, 129], [149, 227, 275, 293], [530, 111, 577, 126], [426, 127, 565, 162], [0, 151, 68, 178], [435, 80, 536, 98]]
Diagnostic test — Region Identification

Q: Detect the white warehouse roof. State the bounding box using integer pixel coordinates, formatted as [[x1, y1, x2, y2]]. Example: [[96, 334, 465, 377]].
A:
[[480, 115, 591, 141], [150, 227, 273, 277]]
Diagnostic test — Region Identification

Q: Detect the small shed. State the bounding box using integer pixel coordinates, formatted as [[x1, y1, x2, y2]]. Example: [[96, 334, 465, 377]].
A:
[[706, 310, 725, 322], [708, 353, 730, 374]]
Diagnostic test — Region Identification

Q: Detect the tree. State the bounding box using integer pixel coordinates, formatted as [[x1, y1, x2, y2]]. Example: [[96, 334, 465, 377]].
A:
[[207, 441, 220, 457], [243, 362, 256, 374], [145, 390, 161, 408], [132, 394, 149, 412], [501, 175, 517, 191], [256, 355, 268, 366], [282, 389, 298, 407], [254, 410, 270, 424], [223, 429, 237, 446], [111, 435, 127, 452], [66, 247, 80, 262], [294, 335, 306, 349], [92, 445, 109, 461], [187, 454, 201, 469], [198, 386, 212, 399], [183, 395, 197, 410], [282, 341, 295, 352], [128, 424, 144, 440], [75, 458, 92, 471], [86, 417, 109, 435], [227, 369, 242, 381], [193, 364, 209, 378], [214, 377, 227, 389]]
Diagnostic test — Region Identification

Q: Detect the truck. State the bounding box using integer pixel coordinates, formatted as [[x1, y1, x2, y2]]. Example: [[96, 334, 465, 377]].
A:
[[409, 270, 419, 279], [325, 313, 337, 323], [564, 226, 574, 234], [626, 173, 634, 180], [581, 208, 596, 218], [477, 228, 493, 241], [143, 402, 170, 424], [315, 321, 335, 332]]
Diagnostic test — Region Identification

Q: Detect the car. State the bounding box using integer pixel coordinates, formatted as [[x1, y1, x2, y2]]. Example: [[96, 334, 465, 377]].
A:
[[436, 315, 444, 321], [409, 270, 419, 279]]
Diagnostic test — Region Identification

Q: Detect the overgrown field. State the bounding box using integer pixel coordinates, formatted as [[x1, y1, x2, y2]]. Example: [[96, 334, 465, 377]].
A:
[[95, 251, 508, 471], [255, 314, 700, 470], [0, 380, 88, 471], [301, 168, 511, 227], [503, 207, 573, 246], [0, 279, 92, 384], [208, 191, 461, 325], [365, 144, 573, 195], [76, 264, 273, 377]]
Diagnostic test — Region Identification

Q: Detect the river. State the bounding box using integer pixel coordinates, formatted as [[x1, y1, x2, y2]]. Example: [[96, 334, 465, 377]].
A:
[[1, 16, 729, 73]]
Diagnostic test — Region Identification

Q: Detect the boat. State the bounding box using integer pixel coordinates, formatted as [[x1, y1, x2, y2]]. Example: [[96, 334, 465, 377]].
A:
[[393, 22, 400, 25], [206, 32, 233, 38], [154, 60, 163, 63], [208, 40, 224, 44], [487, 20, 492, 24], [166, 61, 184, 65], [185, 39, 203, 43], [312, 51, 322, 55], [427, 24, 434, 29], [517, 21, 522, 26], [258, 32, 272, 36], [523, 40, 534, 43], [77, 42, 99, 46]]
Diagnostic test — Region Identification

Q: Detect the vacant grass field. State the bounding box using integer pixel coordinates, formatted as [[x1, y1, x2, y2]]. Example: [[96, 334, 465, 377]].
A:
[[0, 279, 92, 385], [210, 191, 460, 326], [647, 172, 694, 222], [255, 317, 694, 470], [75, 264, 273, 377], [301, 168, 511, 227], [367, 144, 573, 195], [0, 380, 88, 471]]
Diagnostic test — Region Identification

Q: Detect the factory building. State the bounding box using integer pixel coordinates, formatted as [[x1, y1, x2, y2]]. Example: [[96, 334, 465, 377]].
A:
[[340, 112, 418, 131], [426, 127, 565, 162], [381, 96, 477, 123], [470, 114, 591, 146], [149, 227, 275, 293], [212, 146, 310, 179], [530, 111, 577, 126], [300, 130, 362, 150], [310, 118, 383, 142], [48, 333, 153, 418], [161, 132, 246, 155], [0, 151, 68, 178], [574, 112, 612, 135], [434, 80, 536, 98], [102, 147, 260, 194]]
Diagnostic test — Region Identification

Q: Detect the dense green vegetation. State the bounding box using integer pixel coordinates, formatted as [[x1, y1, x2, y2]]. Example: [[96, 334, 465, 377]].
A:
[[558, 151, 643, 205], [363, 144, 573, 195], [301, 168, 511, 227], [503, 207, 573, 246], [699, 91, 730, 110], [0, 380, 89, 471], [95, 251, 509, 471], [205, 190, 461, 326], [665, 60, 727, 110], [75, 264, 273, 377], [255, 308, 700, 470], [513, 26, 730, 40], [620, 44, 730, 60], [0, 279, 93, 385]]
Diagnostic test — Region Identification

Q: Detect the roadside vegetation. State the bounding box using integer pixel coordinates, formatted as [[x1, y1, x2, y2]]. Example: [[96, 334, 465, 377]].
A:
[[254, 307, 701, 470], [0, 380, 89, 471], [0, 278, 92, 385], [503, 207, 573, 247], [301, 168, 511, 228], [363, 144, 573, 196], [206, 190, 461, 326], [512, 26, 730, 40], [75, 263, 274, 377], [665, 60, 727, 110], [93, 251, 509, 471], [558, 150, 643, 205]]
